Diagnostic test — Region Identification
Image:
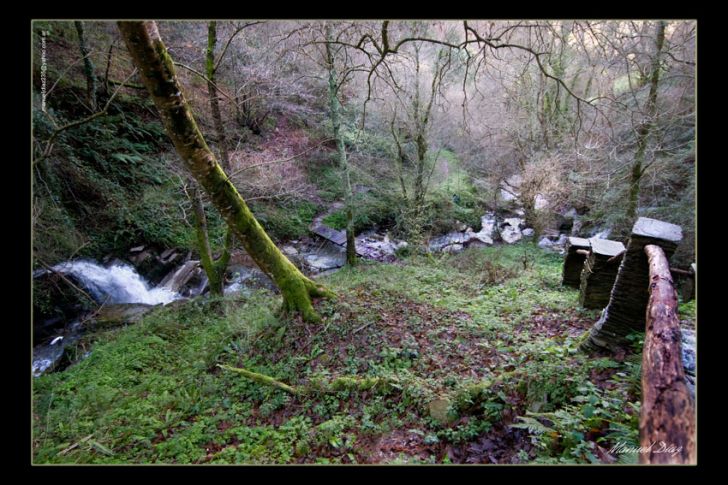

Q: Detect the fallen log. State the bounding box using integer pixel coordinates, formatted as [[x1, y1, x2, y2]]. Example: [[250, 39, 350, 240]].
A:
[[218, 364, 298, 394], [639, 245, 696, 464], [218, 364, 395, 395]]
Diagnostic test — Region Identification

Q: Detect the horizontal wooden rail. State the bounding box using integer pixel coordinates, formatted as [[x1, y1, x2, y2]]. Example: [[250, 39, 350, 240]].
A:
[[640, 244, 696, 464], [670, 267, 694, 277]]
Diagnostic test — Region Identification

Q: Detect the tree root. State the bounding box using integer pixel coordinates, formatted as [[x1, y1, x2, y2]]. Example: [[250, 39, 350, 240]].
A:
[[278, 276, 336, 323]]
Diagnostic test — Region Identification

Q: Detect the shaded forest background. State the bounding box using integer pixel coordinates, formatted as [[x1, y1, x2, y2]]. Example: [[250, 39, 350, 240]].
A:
[[32, 20, 695, 271]]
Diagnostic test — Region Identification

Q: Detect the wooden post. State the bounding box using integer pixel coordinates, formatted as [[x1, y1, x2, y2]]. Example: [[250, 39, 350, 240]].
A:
[[640, 244, 696, 464]]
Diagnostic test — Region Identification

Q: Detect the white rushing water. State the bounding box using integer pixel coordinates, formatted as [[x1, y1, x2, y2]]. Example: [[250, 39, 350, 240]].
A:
[[51, 260, 180, 305]]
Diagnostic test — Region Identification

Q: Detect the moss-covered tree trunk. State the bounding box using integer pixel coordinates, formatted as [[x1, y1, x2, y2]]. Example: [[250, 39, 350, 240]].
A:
[[405, 44, 430, 244], [627, 20, 666, 222], [74, 21, 97, 111], [202, 21, 235, 290], [118, 21, 333, 322], [325, 23, 356, 266], [205, 21, 231, 172], [190, 186, 231, 296]]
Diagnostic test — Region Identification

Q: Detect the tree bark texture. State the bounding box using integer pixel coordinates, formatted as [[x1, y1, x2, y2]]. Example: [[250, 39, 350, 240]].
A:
[[206, 21, 231, 172], [74, 21, 98, 111], [627, 20, 666, 221], [191, 186, 230, 296], [639, 244, 695, 464]]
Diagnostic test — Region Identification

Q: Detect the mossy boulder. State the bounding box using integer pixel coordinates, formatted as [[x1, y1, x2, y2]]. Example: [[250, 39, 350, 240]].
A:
[[85, 303, 156, 330]]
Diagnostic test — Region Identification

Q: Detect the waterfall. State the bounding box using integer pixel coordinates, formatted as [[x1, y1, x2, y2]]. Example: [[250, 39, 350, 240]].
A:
[[50, 260, 180, 305]]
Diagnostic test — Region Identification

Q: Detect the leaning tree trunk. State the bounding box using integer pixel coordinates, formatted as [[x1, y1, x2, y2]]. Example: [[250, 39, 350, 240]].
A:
[[118, 21, 333, 322], [325, 24, 356, 266], [627, 20, 666, 222], [74, 21, 97, 111], [640, 244, 696, 464]]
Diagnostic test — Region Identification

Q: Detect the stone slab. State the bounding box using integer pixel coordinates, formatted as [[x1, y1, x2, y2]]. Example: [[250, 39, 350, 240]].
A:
[[632, 217, 683, 243], [589, 238, 625, 257], [311, 224, 347, 246], [567, 237, 591, 248]]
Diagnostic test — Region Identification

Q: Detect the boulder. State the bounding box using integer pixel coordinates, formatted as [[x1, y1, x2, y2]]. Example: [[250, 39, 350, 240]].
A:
[[500, 218, 524, 244], [282, 245, 299, 257], [128, 247, 181, 285], [478, 213, 497, 239], [428, 398, 453, 425], [522, 228, 535, 237], [535, 194, 549, 210], [158, 260, 201, 293], [302, 242, 346, 271], [504, 217, 525, 229], [570, 218, 584, 236], [500, 175, 522, 203], [159, 249, 182, 265], [591, 227, 611, 240], [681, 328, 696, 377], [225, 264, 277, 294], [442, 243, 464, 253], [538, 237, 553, 249], [355, 231, 406, 261], [32, 338, 68, 377], [429, 232, 467, 252], [87, 303, 155, 329], [468, 233, 493, 246], [128, 248, 154, 266]]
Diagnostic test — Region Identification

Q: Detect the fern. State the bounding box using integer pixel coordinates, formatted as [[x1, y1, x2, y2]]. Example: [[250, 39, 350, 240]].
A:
[[511, 414, 555, 435], [111, 153, 143, 164]]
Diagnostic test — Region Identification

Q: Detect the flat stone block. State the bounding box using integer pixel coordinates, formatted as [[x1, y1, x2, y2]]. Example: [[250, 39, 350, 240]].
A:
[[589, 238, 625, 257], [632, 217, 683, 243], [567, 236, 591, 248]]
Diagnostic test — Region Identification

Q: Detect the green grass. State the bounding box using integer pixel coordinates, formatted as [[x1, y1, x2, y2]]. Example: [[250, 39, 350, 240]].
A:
[[33, 242, 640, 464]]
